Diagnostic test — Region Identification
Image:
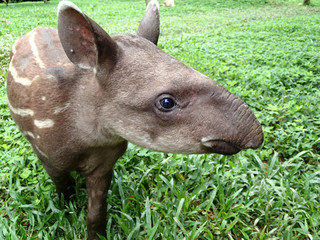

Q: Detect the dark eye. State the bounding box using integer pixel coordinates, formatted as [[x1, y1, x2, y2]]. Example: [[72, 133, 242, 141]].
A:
[[155, 94, 179, 113], [160, 98, 176, 109]]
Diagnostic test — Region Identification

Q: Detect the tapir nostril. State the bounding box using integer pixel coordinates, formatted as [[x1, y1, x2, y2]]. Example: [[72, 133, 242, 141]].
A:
[[201, 138, 241, 155]]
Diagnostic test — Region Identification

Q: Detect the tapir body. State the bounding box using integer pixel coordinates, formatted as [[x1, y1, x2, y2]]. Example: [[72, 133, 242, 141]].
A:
[[7, 0, 263, 239]]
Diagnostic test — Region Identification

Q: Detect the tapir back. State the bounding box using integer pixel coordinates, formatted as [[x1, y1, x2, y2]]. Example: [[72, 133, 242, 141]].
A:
[[7, 27, 81, 162]]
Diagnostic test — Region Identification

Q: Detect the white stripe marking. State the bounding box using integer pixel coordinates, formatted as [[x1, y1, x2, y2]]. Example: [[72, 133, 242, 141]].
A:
[[11, 41, 17, 55], [77, 63, 93, 70], [53, 103, 70, 114], [29, 31, 46, 69], [9, 30, 43, 86], [8, 63, 32, 86], [34, 119, 54, 128], [34, 145, 49, 159], [22, 131, 35, 139], [8, 100, 34, 117]]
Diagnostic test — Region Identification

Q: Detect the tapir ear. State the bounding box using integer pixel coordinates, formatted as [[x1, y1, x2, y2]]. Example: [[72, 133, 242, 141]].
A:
[[57, 1, 118, 71], [137, 0, 160, 45]]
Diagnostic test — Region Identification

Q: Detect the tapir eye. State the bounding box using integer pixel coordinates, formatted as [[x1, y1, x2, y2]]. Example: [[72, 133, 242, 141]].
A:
[[160, 98, 176, 109], [155, 94, 178, 112]]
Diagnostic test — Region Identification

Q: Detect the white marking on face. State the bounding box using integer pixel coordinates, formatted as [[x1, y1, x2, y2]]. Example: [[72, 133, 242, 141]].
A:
[[34, 144, 49, 160], [8, 63, 32, 86], [53, 103, 70, 114], [22, 131, 35, 139], [29, 31, 46, 69], [34, 119, 54, 128], [8, 100, 34, 117]]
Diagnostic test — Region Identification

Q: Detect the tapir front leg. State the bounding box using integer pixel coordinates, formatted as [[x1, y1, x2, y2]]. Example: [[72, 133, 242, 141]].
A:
[[41, 162, 75, 201], [84, 144, 127, 239], [86, 170, 112, 240]]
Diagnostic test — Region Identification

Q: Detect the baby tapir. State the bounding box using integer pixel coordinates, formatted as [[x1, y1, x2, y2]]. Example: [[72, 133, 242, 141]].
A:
[[6, 0, 263, 239]]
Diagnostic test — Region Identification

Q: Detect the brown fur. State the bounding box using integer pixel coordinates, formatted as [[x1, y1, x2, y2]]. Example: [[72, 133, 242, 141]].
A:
[[6, 1, 263, 239]]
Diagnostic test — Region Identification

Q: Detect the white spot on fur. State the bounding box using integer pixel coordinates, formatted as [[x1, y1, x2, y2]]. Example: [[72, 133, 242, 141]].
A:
[[22, 131, 35, 139], [53, 103, 70, 114], [30, 31, 46, 69], [34, 119, 54, 128], [37, 135, 41, 139], [88, 199, 91, 208], [41, 96, 46, 101], [170, 58, 178, 63], [34, 145, 49, 160], [8, 100, 34, 117], [91, 191, 96, 199]]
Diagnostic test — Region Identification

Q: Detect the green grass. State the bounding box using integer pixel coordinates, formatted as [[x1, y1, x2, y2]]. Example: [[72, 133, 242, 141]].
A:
[[1, 0, 320, 239]]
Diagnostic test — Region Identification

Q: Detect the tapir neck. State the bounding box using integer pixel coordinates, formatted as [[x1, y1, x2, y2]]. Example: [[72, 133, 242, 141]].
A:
[[71, 70, 125, 148]]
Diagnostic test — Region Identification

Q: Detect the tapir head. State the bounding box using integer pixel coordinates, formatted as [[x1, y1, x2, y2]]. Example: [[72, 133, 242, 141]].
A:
[[57, 0, 263, 155]]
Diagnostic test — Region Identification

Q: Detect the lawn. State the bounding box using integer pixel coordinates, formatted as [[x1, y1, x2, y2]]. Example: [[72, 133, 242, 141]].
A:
[[0, 0, 320, 239]]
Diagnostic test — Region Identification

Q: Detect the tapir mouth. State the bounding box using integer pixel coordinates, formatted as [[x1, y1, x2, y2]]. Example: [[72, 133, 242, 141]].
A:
[[201, 139, 242, 155]]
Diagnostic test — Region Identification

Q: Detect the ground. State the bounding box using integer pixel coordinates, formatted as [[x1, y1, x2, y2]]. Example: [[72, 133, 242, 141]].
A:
[[0, 0, 319, 239]]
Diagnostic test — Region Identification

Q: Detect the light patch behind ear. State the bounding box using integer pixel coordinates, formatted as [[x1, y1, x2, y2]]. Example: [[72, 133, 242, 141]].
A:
[[57, 1, 97, 69]]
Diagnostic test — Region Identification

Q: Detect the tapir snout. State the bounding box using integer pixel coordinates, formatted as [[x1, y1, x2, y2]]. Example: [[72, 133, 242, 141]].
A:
[[200, 89, 264, 155], [197, 80, 263, 155]]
